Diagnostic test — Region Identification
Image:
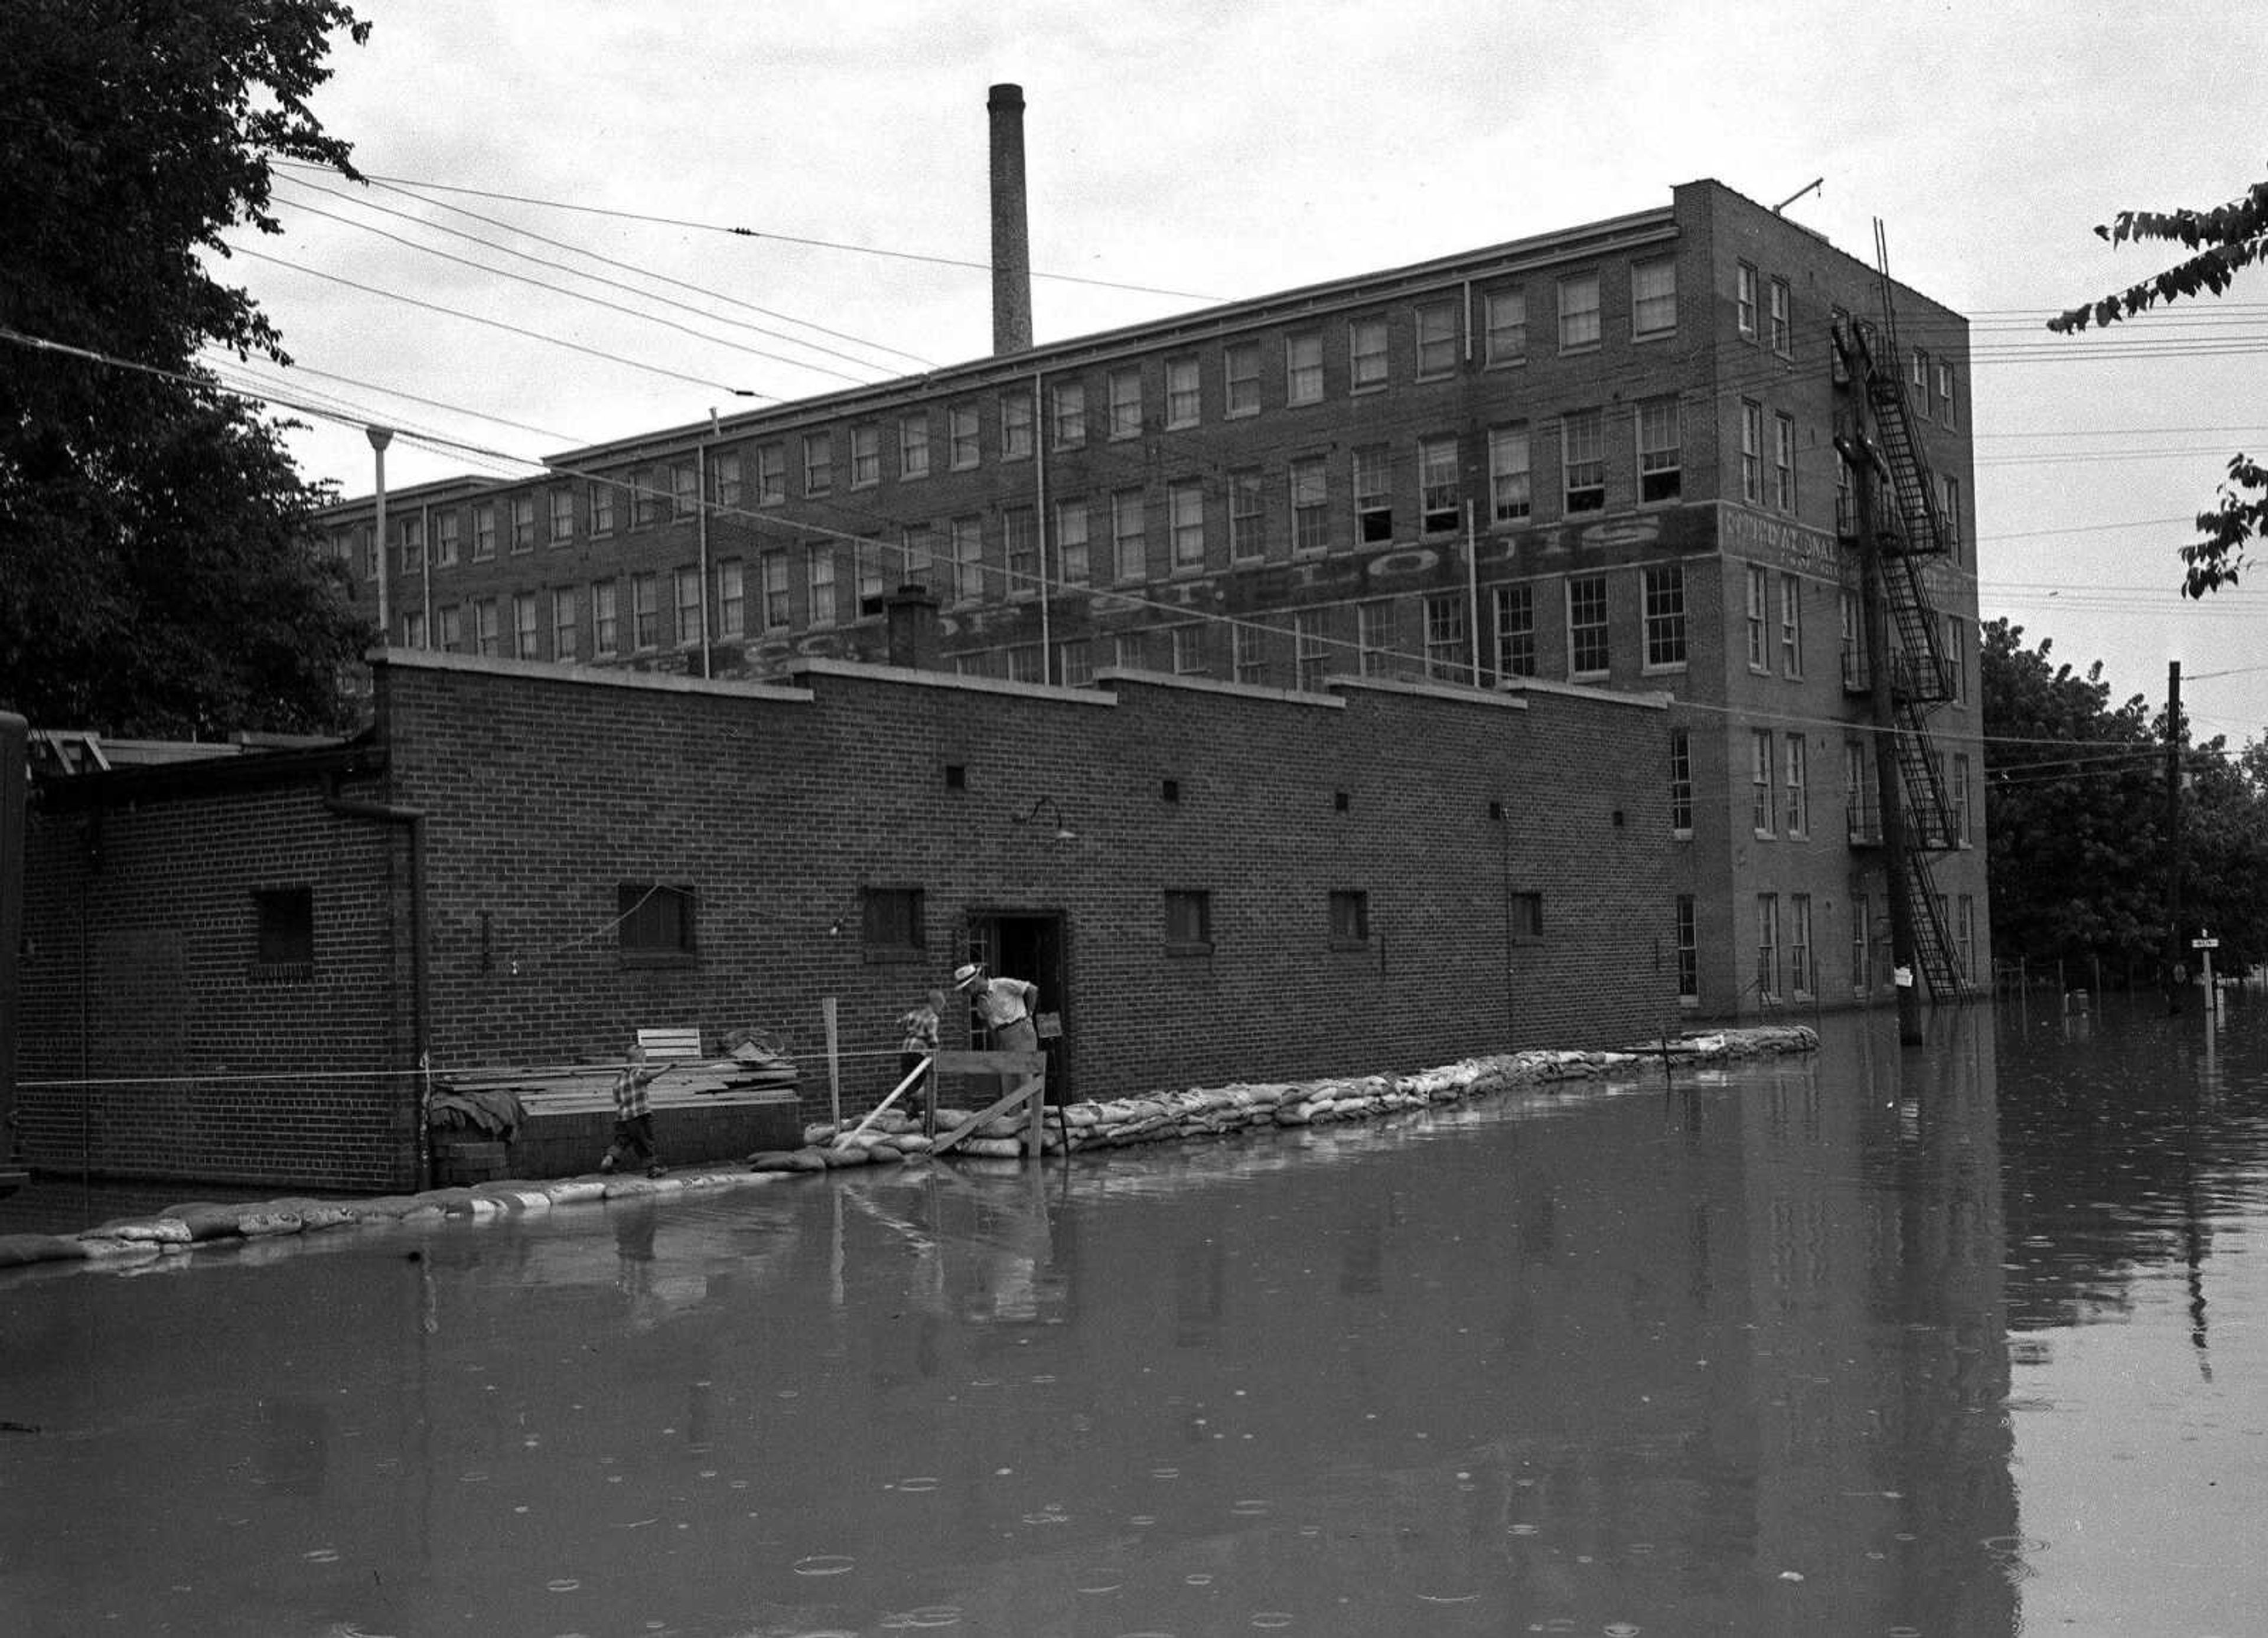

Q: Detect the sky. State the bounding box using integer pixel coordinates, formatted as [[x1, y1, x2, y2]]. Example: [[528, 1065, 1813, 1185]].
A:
[[213, 0, 2268, 745]]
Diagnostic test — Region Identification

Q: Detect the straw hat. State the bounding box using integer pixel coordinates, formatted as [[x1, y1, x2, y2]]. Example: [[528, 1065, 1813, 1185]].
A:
[[952, 962, 985, 991]]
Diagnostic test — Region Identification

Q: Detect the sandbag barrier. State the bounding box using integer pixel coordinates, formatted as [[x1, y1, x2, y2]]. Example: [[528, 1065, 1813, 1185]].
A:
[[0, 1027, 1816, 1275]]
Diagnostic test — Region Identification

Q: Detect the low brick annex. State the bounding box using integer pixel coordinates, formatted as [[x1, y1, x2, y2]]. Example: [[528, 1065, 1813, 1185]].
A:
[[17, 648, 1676, 1193]]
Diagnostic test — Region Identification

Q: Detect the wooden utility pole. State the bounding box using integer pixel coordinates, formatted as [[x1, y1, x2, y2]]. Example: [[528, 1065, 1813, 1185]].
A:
[[2166, 660, 2185, 1015]]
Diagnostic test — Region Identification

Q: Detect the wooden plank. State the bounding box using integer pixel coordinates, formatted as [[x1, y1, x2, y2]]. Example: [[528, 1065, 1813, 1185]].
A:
[[931, 1072, 1046, 1156], [636, 1027, 703, 1060], [931, 1050, 1048, 1077]]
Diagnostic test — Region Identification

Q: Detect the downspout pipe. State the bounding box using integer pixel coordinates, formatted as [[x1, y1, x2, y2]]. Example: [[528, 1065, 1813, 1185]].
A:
[[325, 795, 432, 1190]]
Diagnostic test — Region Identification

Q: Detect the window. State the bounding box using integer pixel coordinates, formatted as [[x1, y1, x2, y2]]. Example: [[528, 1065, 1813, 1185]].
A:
[[851, 425, 881, 488], [1107, 370, 1142, 440], [1423, 593, 1467, 681], [619, 883, 695, 961], [671, 461, 697, 520], [586, 485, 612, 539], [713, 562, 743, 641], [1643, 564, 1686, 669], [950, 517, 983, 605], [899, 414, 930, 479], [1285, 331, 1324, 405], [1768, 278, 1791, 356], [1001, 389, 1035, 459], [807, 547, 836, 627], [1756, 893, 1781, 999], [472, 503, 496, 560], [802, 432, 832, 495], [1231, 620, 1267, 685], [860, 887, 924, 956], [1945, 615, 1968, 704], [675, 567, 702, 647], [1295, 610, 1329, 691], [1350, 317, 1389, 389], [548, 489, 574, 544], [1957, 895, 1977, 981], [1846, 738, 1879, 843], [1172, 624, 1207, 675], [1736, 262, 1758, 340], [898, 524, 933, 589], [510, 494, 536, 553], [1631, 259, 1677, 338], [1484, 288, 1527, 366], [1051, 380, 1087, 448], [1056, 499, 1090, 584], [1669, 725, 1693, 835], [1910, 345, 1930, 397], [553, 588, 578, 661], [762, 552, 790, 628], [1357, 600, 1394, 677], [1489, 425, 1532, 524], [1675, 896, 1699, 1003], [1851, 893, 1873, 992], [1953, 753, 1972, 846], [1773, 413, 1797, 511], [1329, 889, 1370, 946], [252, 886, 315, 975], [1224, 341, 1260, 416], [1229, 469, 1263, 559], [1354, 445, 1394, 543], [400, 608, 425, 649], [473, 597, 500, 657], [513, 591, 540, 660], [1837, 446, 1857, 539], [1940, 472, 1962, 563], [1784, 733, 1808, 837], [1165, 889, 1213, 952], [1416, 299, 1459, 377], [1562, 409, 1605, 513], [438, 603, 462, 652], [1779, 575, 1803, 677], [1937, 361, 1957, 429], [592, 580, 618, 655], [1636, 397, 1680, 502], [1740, 400, 1763, 504], [632, 471, 663, 529], [1566, 576, 1609, 678], [1494, 583, 1536, 678], [1789, 895, 1814, 997], [436, 510, 462, 566], [950, 404, 980, 468], [1007, 644, 1043, 684], [1752, 730, 1775, 835], [1112, 490, 1146, 582], [1840, 590, 1868, 688], [1509, 892, 1544, 941], [1115, 631, 1149, 672], [396, 515, 425, 573], [1057, 638, 1093, 687], [1558, 272, 1601, 351], [1745, 565, 1770, 671], [1169, 481, 1206, 571], [855, 538, 886, 604], [1165, 358, 1200, 428], [1291, 457, 1329, 553], [1419, 436, 1460, 533], [631, 572, 658, 650], [1004, 505, 1038, 598], [711, 451, 743, 508], [757, 442, 786, 505]]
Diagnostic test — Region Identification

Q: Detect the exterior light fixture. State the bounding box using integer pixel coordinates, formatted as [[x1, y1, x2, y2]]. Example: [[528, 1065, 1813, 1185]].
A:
[[1011, 795, 1076, 841]]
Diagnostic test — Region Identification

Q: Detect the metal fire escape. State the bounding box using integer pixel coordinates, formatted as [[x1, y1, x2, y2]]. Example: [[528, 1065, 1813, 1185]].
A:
[[1834, 308, 1970, 1000]]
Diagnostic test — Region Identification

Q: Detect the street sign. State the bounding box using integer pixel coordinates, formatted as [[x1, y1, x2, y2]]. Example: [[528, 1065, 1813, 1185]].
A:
[[2192, 937, 2220, 950]]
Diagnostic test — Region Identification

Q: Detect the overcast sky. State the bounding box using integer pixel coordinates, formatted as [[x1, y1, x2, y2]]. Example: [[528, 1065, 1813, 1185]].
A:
[[216, 0, 2268, 742]]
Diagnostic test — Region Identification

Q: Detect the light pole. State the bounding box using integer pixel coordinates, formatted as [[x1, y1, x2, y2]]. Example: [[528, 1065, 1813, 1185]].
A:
[[367, 426, 395, 642]]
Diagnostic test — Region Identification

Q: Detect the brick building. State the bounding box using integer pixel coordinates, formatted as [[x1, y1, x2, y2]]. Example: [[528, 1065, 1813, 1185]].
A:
[[16, 648, 1672, 1190], [320, 172, 1987, 1022]]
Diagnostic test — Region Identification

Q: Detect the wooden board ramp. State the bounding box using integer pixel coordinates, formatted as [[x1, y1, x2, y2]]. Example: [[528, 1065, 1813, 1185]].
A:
[[929, 1050, 1049, 1161]]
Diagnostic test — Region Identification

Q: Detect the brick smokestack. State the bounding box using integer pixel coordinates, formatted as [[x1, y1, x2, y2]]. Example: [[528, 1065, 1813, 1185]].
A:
[[988, 83, 1032, 355]]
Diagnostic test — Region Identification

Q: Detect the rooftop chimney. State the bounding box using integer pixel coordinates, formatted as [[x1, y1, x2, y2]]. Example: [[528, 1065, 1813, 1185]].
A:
[[988, 83, 1032, 355]]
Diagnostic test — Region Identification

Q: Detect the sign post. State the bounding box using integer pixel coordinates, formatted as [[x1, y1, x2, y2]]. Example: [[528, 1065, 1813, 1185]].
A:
[[2191, 930, 2221, 1013]]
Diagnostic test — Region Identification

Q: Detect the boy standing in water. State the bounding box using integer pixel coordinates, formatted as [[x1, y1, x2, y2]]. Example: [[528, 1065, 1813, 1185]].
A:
[[599, 1040, 667, 1177]]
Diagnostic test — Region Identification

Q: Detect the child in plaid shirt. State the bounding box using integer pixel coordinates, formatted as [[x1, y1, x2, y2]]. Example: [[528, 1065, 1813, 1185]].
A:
[[599, 1041, 667, 1177]]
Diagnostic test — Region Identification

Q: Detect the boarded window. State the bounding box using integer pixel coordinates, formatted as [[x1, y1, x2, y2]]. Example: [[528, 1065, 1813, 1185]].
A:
[[619, 883, 696, 961], [252, 887, 314, 977], [861, 886, 925, 958]]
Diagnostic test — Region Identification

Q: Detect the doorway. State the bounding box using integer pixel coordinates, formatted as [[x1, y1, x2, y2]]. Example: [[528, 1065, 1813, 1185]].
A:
[[964, 909, 1070, 1104]]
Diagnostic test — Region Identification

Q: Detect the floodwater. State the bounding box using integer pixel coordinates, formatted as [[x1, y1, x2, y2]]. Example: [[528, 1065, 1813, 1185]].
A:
[[1, 1000, 2263, 1638]]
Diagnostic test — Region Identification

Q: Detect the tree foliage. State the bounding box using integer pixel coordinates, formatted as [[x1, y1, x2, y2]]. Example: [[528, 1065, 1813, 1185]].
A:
[[1983, 619, 2268, 977], [0, 0, 373, 738]]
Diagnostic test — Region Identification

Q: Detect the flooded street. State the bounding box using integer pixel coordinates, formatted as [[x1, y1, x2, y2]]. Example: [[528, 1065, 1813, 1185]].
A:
[[2, 1000, 2263, 1637]]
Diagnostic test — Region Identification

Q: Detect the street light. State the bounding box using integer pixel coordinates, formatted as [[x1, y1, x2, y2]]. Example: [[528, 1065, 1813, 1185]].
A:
[[367, 426, 395, 641]]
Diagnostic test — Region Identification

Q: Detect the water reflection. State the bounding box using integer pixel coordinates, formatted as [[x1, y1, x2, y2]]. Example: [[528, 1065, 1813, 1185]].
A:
[[2, 1004, 2264, 1633]]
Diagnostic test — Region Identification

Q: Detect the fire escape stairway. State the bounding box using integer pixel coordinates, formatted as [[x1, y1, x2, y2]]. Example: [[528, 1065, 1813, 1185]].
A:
[[1854, 325, 1970, 999]]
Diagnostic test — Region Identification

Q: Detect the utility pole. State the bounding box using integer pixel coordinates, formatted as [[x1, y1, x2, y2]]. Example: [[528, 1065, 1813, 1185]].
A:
[[2166, 660, 2185, 1015], [367, 426, 394, 643]]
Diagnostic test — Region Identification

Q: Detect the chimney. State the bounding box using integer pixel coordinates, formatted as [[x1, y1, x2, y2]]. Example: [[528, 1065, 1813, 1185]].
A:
[[885, 583, 941, 671], [988, 83, 1032, 355]]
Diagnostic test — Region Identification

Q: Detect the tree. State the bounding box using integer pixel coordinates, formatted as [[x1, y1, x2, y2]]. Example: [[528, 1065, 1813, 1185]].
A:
[[0, 0, 373, 738], [2048, 175, 2268, 598]]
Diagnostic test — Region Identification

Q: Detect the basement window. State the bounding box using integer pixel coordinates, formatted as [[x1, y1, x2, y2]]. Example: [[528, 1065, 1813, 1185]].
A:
[[251, 887, 314, 981], [619, 883, 697, 966]]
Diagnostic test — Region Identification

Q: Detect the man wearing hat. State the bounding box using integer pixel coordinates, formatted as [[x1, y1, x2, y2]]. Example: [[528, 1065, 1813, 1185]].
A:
[[954, 961, 1040, 1053]]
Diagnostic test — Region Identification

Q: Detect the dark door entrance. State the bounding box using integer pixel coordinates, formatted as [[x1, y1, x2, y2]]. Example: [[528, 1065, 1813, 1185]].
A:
[[965, 910, 1070, 1104]]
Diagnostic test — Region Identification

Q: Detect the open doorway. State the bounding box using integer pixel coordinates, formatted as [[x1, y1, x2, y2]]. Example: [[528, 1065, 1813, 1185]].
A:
[[964, 909, 1070, 1104]]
